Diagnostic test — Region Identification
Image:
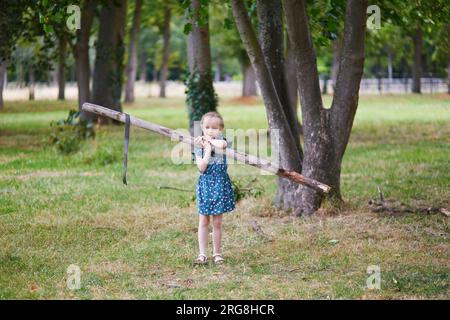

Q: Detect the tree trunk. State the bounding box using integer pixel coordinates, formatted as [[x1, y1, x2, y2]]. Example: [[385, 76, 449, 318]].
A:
[[57, 37, 67, 100], [283, 0, 367, 215], [28, 67, 35, 101], [159, 6, 171, 98], [285, 38, 302, 134], [188, 1, 212, 75], [125, 0, 143, 103], [75, 0, 96, 123], [412, 26, 422, 94], [231, 0, 304, 213], [92, 0, 128, 124], [186, 0, 217, 133], [241, 58, 257, 96], [0, 60, 6, 109], [256, 0, 303, 211]]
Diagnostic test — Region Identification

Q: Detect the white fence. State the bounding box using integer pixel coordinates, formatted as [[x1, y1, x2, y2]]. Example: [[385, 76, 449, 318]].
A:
[[2, 78, 448, 101], [322, 78, 448, 94]]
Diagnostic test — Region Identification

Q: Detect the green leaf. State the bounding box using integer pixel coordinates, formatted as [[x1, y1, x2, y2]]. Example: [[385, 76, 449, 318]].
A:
[[183, 23, 192, 35], [223, 18, 233, 30], [43, 24, 53, 34]]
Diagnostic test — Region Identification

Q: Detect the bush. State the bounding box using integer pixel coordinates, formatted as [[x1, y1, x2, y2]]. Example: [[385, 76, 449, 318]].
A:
[[49, 110, 95, 154]]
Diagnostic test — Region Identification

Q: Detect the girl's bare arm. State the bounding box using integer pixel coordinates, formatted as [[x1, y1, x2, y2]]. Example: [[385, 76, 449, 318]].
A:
[[206, 137, 227, 149], [196, 143, 212, 173]]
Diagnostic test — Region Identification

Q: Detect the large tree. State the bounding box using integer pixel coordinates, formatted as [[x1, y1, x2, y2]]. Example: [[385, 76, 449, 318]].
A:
[[158, 3, 172, 98], [378, 0, 450, 94], [185, 0, 218, 133], [255, 0, 304, 207], [230, 0, 368, 215], [92, 0, 128, 124], [0, 0, 34, 108], [75, 0, 97, 122], [124, 0, 143, 103]]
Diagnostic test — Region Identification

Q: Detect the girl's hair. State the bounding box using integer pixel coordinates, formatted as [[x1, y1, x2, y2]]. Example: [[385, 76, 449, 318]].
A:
[[201, 111, 224, 129]]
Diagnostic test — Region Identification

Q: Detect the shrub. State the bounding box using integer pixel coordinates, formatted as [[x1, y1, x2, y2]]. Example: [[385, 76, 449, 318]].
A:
[[49, 110, 95, 154]]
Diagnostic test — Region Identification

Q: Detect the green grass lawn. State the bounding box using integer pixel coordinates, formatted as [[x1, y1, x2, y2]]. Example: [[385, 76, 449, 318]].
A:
[[0, 94, 449, 299]]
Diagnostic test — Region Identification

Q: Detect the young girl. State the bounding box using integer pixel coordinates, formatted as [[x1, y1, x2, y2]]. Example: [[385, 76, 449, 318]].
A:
[[193, 111, 235, 265]]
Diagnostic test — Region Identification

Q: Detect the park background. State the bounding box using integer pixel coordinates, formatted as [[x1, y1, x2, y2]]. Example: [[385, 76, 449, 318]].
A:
[[0, 0, 449, 299]]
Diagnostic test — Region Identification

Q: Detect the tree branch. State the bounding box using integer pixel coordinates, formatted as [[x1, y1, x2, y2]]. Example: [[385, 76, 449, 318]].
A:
[[330, 0, 368, 160], [230, 0, 302, 171], [282, 0, 324, 126]]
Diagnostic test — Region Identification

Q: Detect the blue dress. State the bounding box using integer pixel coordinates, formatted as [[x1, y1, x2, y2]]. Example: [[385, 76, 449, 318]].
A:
[[194, 134, 236, 215]]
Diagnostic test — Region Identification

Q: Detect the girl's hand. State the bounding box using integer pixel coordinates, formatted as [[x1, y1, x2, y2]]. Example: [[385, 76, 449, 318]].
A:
[[203, 136, 213, 144], [194, 136, 205, 147], [204, 141, 212, 154]]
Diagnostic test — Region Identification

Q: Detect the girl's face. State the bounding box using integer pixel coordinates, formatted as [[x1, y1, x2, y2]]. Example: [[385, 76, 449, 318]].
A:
[[202, 116, 223, 138]]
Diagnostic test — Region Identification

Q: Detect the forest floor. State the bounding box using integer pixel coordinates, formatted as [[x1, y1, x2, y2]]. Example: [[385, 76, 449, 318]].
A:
[[0, 94, 449, 299]]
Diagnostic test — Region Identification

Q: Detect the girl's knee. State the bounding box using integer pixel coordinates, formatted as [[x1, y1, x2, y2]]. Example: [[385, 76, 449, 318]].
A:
[[199, 215, 210, 227], [212, 216, 223, 229]]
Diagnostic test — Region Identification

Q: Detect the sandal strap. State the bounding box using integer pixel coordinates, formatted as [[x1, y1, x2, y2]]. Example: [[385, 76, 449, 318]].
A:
[[195, 254, 207, 262], [213, 253, 224, 261]]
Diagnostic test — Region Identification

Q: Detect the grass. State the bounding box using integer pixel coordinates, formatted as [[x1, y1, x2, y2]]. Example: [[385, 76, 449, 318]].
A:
[[0, 94, 449, 299]]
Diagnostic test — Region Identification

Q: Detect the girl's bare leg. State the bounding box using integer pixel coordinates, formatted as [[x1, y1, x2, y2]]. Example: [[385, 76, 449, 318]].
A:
[[212, 214, 223, 255], [198, 215, 210, 256]]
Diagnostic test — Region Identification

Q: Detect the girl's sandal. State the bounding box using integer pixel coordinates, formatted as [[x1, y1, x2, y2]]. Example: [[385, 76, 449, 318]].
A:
[[213, 253, 225, 265], [193, 254, 208, 266]]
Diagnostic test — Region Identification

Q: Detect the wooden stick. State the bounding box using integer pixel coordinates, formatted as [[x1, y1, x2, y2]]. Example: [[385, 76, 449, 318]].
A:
[[82, 103, 331, 193]]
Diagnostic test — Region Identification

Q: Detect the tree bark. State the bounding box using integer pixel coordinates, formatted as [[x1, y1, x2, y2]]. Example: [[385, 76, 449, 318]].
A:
[[125, 0, 143, 103], [241, 58, 257, 96], [57, 37, 67, 100], [187, 0, 212, 75], [283, 0, 367, 215], [75, 0, 96, 123], [92, 0, 128, 124], [285, 36, 302, 135], [412, 26, 422, 94], [285, 40, 298, 116], [0, 60, 6, 109], [159, 5, 171, 98]]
